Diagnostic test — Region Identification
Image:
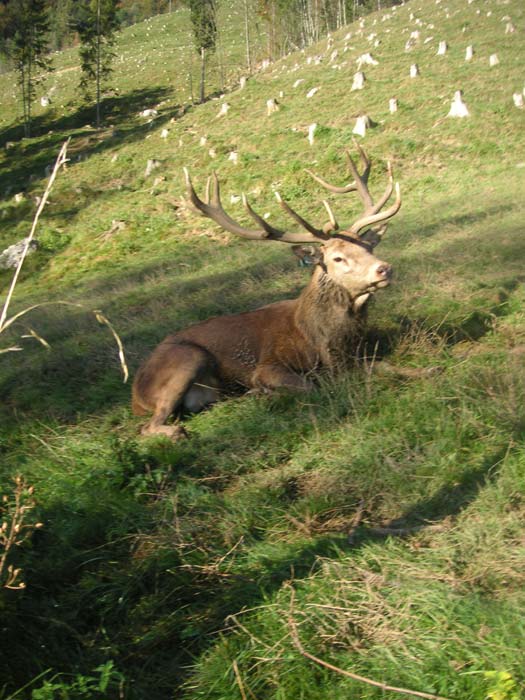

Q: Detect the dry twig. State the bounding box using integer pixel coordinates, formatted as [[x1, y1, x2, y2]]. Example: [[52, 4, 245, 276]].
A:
[[362, 523, 447, 537], [0, 140, 69, 333], [347, 498, 366, 543], [1, 301, 129, 382], [287, 586, 454, 700], [0, 476, 43, 590], [0, 141, 129, 382], [232, 660, 249, 700]]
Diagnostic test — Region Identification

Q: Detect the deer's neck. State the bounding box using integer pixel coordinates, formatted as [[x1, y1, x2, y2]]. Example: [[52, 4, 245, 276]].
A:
[[295, 266, 368, 367]]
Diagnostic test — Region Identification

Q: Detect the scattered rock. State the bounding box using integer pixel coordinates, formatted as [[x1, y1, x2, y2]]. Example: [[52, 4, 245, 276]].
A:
[[0, 238, 38, 270]]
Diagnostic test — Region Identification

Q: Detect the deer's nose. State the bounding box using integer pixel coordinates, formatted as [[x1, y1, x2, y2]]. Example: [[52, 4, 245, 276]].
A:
[[376, 263, 393, 279]]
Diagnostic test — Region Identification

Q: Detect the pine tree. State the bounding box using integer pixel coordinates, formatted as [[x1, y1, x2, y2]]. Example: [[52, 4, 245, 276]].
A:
[[74, 0, 120, 128], [187, 0, 217, 103], [49, 0, 73, 51], [1, 0, 52, 138]]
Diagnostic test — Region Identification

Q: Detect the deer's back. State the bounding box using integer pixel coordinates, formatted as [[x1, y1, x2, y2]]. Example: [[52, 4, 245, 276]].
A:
[[135, 298, 318, 391]]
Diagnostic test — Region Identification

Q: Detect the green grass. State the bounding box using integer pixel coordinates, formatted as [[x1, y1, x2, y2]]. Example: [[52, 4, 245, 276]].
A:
[[1, 0, 525, 698]]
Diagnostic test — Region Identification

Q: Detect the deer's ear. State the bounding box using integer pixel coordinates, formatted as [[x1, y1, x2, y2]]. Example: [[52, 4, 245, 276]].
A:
[[291, 245, 323, 267], [359, 226, 385, 249]]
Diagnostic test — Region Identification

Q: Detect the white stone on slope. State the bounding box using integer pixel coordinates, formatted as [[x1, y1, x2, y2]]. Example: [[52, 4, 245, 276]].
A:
[[356, 52, 378, 68], [513, 93, 524, 108], [216, 102, 230, 118], [308, 123, 317, 146], [447, 90, 470, 118], [352, 115, 371, 138], [266, 98, 280, 115], [351, 71, 366, 91], [0, 238, 38, 270], [145, 159, 161, 176]]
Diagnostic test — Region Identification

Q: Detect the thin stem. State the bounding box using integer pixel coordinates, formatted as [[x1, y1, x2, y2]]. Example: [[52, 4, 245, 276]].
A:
[[0, 140, 69, 333], [287, 587, 455, 700], [96, 0, 101, 127]]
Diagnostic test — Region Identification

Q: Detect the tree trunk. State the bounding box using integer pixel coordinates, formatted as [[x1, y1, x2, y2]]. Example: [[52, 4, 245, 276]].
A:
[[244, 0, 251, 73], [216, 27, 225, 92], [20, 62, 30, 138], [95, 0, 101, 128], [199, 46, 206, 103]]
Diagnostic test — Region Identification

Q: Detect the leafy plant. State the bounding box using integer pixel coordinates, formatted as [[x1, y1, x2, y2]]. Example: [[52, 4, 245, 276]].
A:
[[30, 662, 124, 700], [483, 671, 522, 700], [0, 476, 43, 590]]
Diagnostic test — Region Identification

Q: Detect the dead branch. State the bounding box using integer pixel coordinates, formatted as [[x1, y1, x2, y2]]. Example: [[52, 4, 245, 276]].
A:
[[287, 587, 454, 700], [0, 140, 128, 382], [0, 140, 69, 333], [1, 301, 129, 383], [362, 524, 447, 537], [347, 499, 366, 543], [232, 660, 250, 700]]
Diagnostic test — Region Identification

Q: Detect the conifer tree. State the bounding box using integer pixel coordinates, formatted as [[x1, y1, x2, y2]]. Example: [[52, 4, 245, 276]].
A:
[[1, 0, 52, 137], [74, 0, 120, 128], [187, 0, 217, 103]]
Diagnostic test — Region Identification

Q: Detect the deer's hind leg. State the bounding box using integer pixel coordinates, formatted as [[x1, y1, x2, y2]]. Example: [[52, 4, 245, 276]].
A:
[[135, 342, 219, 440]]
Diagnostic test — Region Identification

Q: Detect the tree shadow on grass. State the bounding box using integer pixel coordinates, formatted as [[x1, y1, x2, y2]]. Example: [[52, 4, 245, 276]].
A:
[[0, 273, 514, 700], [9, 442, 504, 699], [4, 204, 525, 431], [0, 85, 190, 198], [358, 447, 506, 537], [0, 253, 303, 426]]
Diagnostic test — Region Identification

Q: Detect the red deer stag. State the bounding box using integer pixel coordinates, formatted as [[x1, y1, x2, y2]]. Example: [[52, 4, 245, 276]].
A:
[[133, 144, 401, 439]]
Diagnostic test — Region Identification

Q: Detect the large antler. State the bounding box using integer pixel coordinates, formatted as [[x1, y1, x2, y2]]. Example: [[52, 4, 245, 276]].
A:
[[184, 144, 401, 244], [305, 140, 401, 238], [305, 140, 371, 194], [184, 168, 333, 244]]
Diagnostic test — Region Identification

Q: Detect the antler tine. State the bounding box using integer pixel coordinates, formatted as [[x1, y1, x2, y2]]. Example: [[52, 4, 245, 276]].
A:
[[184, 168, 271, 239], [304, 142, 371, 194], [184, 169, 329, 244], [368, 161, 394, 214], [275, 192, 330, 240], [344, 149, 374, 209], [304, 168, 358, 194], [351, 138, 371, 184], [242, 193, 280, 238], [348, 182, 401, 236], [322, 200, 339, 233]]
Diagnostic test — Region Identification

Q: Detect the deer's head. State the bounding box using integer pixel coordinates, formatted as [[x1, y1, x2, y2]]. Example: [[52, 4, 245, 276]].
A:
[[184, 142, 400, 303], [315, 236, 392, 300]]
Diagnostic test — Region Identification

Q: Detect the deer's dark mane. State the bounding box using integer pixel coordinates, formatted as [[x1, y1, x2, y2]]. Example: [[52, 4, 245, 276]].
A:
[[295, 266, 367, 368]]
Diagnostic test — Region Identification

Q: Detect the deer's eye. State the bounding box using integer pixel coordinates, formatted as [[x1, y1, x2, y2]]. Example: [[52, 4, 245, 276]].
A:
[[333, 256, 344, 263]]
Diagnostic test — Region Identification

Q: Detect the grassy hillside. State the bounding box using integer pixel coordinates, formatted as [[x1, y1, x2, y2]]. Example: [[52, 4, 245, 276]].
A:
[[1, 0, 525, 698]]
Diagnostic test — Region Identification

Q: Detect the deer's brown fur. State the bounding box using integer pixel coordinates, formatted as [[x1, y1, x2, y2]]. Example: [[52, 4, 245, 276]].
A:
[[133, 146, 400, 439]]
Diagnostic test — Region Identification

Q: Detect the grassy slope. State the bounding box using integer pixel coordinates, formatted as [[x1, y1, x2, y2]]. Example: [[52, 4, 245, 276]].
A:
[[1, 0, 525, 698]]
